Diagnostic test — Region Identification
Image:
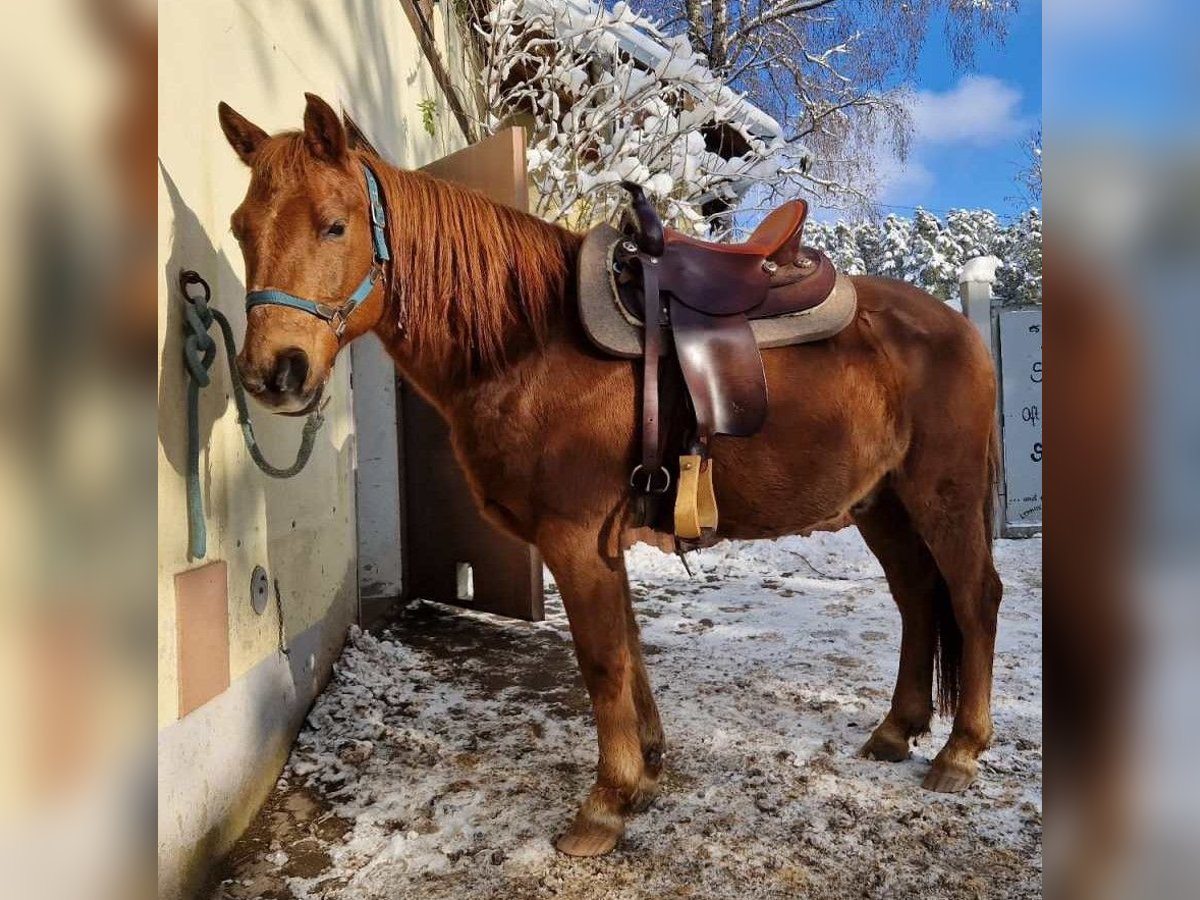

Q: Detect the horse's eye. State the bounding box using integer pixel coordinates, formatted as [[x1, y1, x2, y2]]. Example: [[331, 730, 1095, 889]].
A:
[[325, 221, 346, 238]]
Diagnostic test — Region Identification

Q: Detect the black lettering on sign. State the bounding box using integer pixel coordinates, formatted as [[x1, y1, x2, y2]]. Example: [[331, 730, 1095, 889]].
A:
[[1022, 405, 1040, 427], [1030, 361, 1042, 384], [1030, 442, 1042, 463]]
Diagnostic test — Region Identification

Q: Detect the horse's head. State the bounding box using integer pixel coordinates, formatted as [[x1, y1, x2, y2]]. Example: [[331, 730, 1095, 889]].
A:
[[217, 94, 389, 413]]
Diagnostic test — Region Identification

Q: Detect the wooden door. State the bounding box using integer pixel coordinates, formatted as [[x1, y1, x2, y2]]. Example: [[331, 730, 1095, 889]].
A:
[[400, 128, 544, 621]]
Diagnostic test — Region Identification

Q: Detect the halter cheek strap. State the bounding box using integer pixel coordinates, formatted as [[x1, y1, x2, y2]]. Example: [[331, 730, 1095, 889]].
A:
[[245, 161, 391, 338]]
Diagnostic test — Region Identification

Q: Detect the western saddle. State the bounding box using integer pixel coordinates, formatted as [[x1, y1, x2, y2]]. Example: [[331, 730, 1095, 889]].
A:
[[581, 182, 855, 544]]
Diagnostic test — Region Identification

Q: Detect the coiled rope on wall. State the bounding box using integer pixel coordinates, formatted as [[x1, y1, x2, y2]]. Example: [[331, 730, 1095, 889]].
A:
[[179, 269, 325, 559]]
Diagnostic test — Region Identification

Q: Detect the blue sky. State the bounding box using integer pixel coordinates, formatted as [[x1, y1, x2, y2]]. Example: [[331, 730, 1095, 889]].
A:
[[873, 0, 1042, 219], [1044, 0, 1194, 135]]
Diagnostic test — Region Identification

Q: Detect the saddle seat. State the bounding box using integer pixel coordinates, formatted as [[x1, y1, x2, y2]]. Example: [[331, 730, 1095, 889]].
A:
[[618, 194, 835, 320], [664, 200, 808, 259]]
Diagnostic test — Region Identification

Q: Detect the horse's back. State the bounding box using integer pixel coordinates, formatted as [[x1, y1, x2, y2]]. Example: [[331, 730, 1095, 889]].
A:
[[850, 275, 993, 364], [849, 275, 999, 441]]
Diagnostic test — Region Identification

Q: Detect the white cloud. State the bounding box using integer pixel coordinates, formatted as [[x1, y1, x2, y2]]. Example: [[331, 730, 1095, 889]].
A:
[[910, 75, 1031, 146], [860, 75, 1032, 208]]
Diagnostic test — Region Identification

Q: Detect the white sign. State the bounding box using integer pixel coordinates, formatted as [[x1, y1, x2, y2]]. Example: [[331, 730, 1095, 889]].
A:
[[999, 309, 1042, 528]]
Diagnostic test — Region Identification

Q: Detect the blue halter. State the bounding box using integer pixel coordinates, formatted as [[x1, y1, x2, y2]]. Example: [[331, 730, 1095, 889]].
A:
[[245, 161, 391, 339]]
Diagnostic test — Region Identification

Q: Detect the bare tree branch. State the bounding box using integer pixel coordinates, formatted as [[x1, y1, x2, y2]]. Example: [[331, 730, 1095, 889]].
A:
[[632, 0, 1017, 210]]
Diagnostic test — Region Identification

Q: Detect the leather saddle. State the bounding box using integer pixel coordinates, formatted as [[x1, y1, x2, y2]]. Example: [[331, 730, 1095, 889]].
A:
[[580, 182, 856, 543]]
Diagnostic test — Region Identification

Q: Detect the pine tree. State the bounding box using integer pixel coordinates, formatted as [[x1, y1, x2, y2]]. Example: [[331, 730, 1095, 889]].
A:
[[906, 209, 955, 300], [856, 220, 885, 277], [805, 207, 1041, 306], [810, 220, 867, 274], [995, 208, 1042, 305], [876, 214, 912, 283], [947, 209, 1001, 262]]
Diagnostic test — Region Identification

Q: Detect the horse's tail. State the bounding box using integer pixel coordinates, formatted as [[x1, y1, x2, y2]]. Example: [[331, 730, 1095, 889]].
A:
[[935, 417, 1001, 717], [985, 417, 1001, 545], [934, 576, 961, 718]]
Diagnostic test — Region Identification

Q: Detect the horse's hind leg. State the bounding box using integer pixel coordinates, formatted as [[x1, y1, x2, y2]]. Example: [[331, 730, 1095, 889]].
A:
[[894, 461, 1003, 793], [538, 520, 660, 856], [626, 601, 665, 808], [854, 484, 942, 761]]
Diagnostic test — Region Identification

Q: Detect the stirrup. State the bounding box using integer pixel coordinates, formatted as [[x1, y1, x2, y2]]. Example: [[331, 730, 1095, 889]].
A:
[[674, 455, 718, 539]]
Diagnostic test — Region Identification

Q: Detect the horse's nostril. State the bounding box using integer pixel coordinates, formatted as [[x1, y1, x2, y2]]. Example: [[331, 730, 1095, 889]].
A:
[[271, 348, 309, 395], [236, 356, 265, 394]]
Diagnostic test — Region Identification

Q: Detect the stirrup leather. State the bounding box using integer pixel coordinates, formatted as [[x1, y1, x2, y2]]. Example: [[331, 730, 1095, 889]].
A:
[[674, 455, 718, 539]]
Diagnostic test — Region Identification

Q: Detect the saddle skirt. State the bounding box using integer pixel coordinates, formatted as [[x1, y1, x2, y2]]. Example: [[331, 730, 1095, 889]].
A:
[[577, 223, 857, 359]]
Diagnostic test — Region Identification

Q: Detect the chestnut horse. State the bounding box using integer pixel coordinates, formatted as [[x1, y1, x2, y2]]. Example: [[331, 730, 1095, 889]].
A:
[[218, 94, 1003, 857]]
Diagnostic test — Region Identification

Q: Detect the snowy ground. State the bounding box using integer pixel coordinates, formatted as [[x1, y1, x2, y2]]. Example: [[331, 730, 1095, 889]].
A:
[[210, 530, 1041, 899]]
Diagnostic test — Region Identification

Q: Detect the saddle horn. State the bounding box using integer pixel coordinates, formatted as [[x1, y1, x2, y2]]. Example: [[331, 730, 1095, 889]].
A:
[[620, 181, 665, 256]]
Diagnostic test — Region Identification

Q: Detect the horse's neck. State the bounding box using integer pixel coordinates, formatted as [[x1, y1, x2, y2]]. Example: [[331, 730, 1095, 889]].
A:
[[378, 319, 575, 419], [370, 185, 582, 420], [374, 282, 589, 504]]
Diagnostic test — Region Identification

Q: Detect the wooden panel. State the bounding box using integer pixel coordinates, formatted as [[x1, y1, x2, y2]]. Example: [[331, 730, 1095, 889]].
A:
[[421, 127, 529, 211], [175, 561, 230, 716], [401, 127, 543, 621], [401, 389, 544, 620]]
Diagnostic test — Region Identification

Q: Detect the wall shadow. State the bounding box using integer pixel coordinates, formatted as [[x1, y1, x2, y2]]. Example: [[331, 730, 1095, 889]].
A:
[[158, 160, 236, 480]]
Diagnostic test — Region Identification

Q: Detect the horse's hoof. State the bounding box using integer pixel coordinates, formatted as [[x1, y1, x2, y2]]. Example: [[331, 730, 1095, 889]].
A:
[[859, 723, 911, 762], [555, 814, 623, 857], [922, 759, 977, 793]]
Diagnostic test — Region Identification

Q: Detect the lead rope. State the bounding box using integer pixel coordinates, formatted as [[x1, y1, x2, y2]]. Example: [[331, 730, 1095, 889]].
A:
[[179, 269, 326, 559]]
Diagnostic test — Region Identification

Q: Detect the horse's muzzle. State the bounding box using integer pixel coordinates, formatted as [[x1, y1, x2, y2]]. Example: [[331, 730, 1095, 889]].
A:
[[237, 349, 323, 415]]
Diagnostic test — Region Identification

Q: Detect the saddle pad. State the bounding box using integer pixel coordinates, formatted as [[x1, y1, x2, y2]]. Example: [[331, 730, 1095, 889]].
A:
[[577, 224, 857, 359]]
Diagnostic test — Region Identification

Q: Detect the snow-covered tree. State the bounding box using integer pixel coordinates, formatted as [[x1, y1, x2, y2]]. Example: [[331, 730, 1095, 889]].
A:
[[806, 208, 1042, 306], [636, 0, 1020, 211], [467, 2, 1026, 229], [907, 208, 959, 300], [477, 1, 784, 232], [804, 220, 864, 274], [994, 207, 1042, 304], [875, 214, 913, 283], [947, 208, 1002, 261], [855, 220, 885, 277]]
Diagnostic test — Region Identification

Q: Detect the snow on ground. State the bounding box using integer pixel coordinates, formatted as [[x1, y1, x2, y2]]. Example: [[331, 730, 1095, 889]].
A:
[[211, 530, 1041, 900]]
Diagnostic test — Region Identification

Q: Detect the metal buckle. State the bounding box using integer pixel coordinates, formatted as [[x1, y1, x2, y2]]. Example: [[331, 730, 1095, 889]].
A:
[[630, 464, 671, 494], [331, 309, 348, 338]]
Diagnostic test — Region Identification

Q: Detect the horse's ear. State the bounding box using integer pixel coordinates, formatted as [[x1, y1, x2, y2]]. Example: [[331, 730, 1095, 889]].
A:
[[302, 93, 347, 164], [218, 101, 269, 166]]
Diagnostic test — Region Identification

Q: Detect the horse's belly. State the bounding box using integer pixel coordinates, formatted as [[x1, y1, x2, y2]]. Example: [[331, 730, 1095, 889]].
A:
[[708, 348, 902, 538]]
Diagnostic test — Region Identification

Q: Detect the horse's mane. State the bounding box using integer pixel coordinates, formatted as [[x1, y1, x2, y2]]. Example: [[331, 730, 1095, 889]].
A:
[[370, 154, 582, 374]]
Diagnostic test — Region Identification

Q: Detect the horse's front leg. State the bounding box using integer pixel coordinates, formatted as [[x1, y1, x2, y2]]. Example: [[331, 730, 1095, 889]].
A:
[[538, 520, 661, 857]]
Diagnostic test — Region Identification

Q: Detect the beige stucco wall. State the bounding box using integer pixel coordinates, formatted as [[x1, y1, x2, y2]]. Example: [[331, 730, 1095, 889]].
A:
[[158, 0, 471, 728], [158, 1, 474, 895]]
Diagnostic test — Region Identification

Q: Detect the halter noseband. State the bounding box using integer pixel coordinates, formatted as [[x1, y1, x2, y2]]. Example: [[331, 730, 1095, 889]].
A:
[[244, 161, 391, 339]]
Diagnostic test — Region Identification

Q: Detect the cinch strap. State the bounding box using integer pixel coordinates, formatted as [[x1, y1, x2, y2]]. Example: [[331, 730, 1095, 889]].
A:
[[244, 162, 389, 338]]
